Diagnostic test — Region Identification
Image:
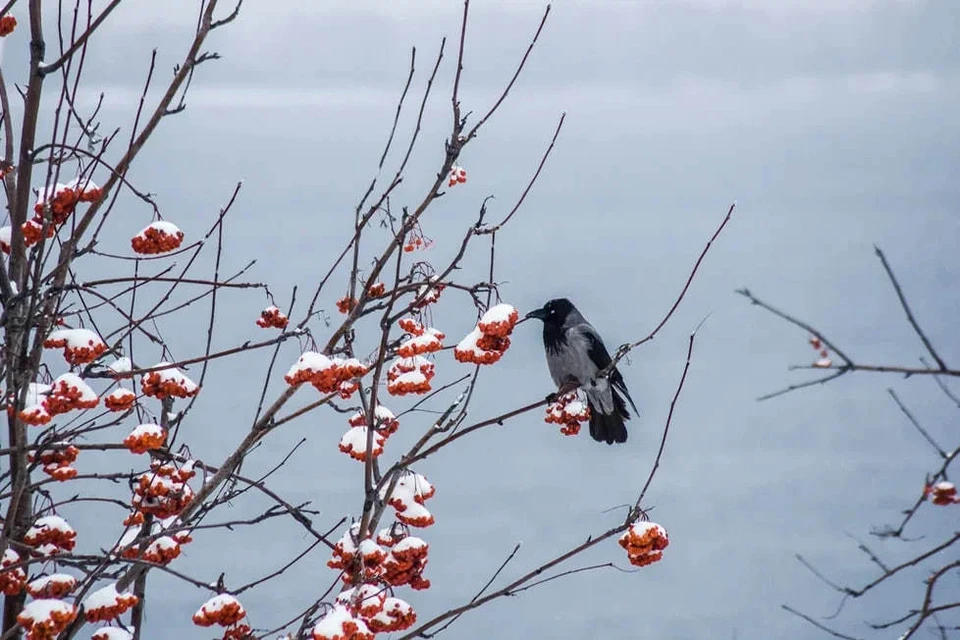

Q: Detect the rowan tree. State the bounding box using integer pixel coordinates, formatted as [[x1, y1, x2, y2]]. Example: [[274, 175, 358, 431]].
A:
[[0, 2, 733, 638], [740, 247, 959, 639]]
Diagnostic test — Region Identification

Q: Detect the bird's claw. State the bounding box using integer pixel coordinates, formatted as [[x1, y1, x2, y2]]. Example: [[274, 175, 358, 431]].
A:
[[558, 380, 579, 395]]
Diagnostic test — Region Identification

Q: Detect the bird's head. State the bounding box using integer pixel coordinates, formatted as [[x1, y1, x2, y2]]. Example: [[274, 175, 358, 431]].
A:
[[524, 298, 576, 326]]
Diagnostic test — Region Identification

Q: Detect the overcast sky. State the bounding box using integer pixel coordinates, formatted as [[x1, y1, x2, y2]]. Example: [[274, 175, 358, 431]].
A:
[[5, 1, 960, 638]]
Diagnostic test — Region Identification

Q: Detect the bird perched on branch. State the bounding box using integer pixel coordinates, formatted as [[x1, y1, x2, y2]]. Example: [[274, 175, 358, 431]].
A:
[[525, 298, 638, 444]]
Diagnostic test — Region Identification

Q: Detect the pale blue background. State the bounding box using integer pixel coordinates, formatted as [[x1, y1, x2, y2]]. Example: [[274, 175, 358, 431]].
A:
[[4, 1, 959, 637]]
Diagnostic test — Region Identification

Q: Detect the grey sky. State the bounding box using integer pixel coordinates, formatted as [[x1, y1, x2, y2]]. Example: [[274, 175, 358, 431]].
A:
[[5, 0, 959, 638]]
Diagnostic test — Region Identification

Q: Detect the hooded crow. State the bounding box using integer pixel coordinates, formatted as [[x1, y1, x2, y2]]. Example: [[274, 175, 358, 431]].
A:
[[526, 298, 638, 444]]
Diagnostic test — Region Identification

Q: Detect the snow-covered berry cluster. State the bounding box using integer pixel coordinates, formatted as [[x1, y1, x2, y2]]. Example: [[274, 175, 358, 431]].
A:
[[339, 405, 400, 462], [131, 221, 184, 255], [544, 392, 591, 436], [141, 363, 199, 399], [256, 305, 289, 329], [311, 604, 375, 640], [22, 178, 102, 247], [397, 319, 444, 358], [379, 533, 430, 590], [25, 574, 76, 599], [284, 352, 369, 398], [43, 328, 108, 365], [386, 356, 435, 396], [83, 583, 139, 622], [117, 510, 193, 565], [192, 593, 249, 639], [29, 443, 80, 481], [12, 383, 52, 426], [0, 549, 26, 595], [132, 464, 195, 519], [327, 523, 431, 591], [104, 388, 137, 412], [333, 588, 418, 635], [24, 515, 77, 556], [412, 279, 444, 308], [447, 165, 467, 187], [123, 423, 167, 454], [16, 599, 77, 640], [383, 472, 436, 529], [12, 373, 99, 428], [454, 303, 518, 365], [618, 521, 669, 567], [925, 481, 959, 506], [45, 373, 99, 415]]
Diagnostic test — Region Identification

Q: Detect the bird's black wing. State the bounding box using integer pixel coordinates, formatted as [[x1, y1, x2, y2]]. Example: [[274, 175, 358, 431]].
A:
[[583, 326, 639, 415]]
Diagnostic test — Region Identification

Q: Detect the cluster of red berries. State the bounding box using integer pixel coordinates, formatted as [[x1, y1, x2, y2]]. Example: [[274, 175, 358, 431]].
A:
[[335, 586, 418, 635], [30, 443, 80, 482], [24, 180, 102, 247], [192, 594, 247, 634], [311, 605, 375, 640], [25, 574, 76, 599], [132, 465, 195, 519], [0, 550, 26, 596], [447, 165, 467, 187], [142, 535, 187, 565], [14, 384, 52, 426], [10, 374, 99, 427], [454, 303, 518, 365], [403, 230, 433, 253], [397, 319, 445, 358], [386, 356, 435, 396], [0, 15, 17, 36], [925, 481, 959, 506], [413, 280, 444, 308], [45, 373, 99, 415], [16, 599, 77, 640], [366, 282, 386, 298], [285, 352, 369, 397], [336, 296, 358, 314], [618, 521, 669, 567], [131, 221, 184, 255], [385, 472, 436, 529], [84, 584, 140, 622], [256, 305, 289, 329], [104, 388, 136, 412], [119, 527, 191, 566], [339, 406, 400, 462], [339, 425, 384, 462], [327, 523, 431, 591], [43, 328, 108, 365], [123, 424, 167, 454], [24, 515, 77, 556], [378, 531, 430, 590], [141, 364, 199, 399], [544, 392, 591, 436]]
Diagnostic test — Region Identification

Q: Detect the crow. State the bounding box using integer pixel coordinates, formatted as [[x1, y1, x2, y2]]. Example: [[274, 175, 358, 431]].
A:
[[525, 298, 638, 444]]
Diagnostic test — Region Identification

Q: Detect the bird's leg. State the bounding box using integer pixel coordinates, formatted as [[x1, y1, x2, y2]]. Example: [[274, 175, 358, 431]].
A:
[[547, 378, 581, 402]]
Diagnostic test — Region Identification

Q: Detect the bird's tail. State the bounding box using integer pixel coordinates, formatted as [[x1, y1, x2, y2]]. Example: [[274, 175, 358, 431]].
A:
[[587, 388, 630, 445]]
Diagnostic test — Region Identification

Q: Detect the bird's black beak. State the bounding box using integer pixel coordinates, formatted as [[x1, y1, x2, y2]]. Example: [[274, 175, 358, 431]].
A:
[[524, 308, 547, 322]]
